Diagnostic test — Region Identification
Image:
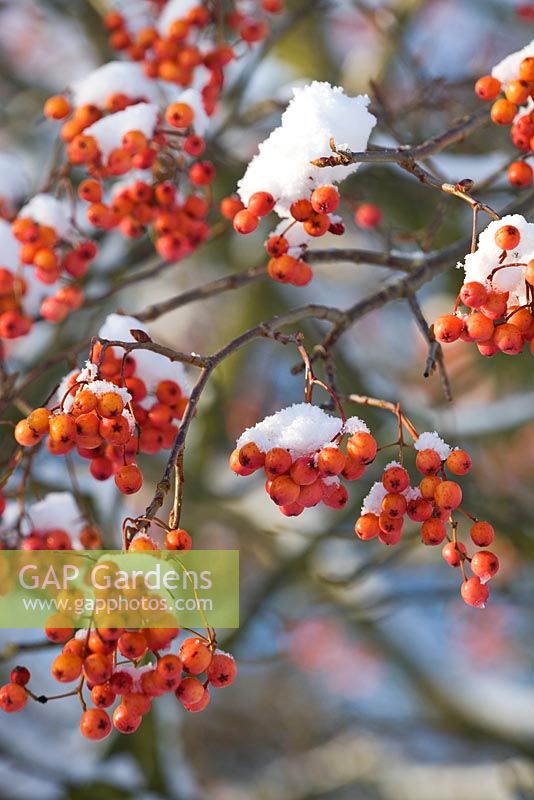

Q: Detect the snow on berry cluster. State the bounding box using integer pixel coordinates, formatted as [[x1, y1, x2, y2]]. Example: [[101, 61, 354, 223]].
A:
[[5, 194, 93, 336], [475, 39, 534, 188], [434, 217, 534, 357], [14, 314, 190, 496], [230, 403, 373, 515], [355, 431, 498, 608], [0, 491, 102, 551], [222, 81, 377, 286], [232, 409, 499, 609], [0, 628, 237, 736]]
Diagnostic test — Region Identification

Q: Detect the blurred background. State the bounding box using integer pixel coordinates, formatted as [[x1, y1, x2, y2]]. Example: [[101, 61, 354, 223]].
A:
[[1, 0, 534, 798]]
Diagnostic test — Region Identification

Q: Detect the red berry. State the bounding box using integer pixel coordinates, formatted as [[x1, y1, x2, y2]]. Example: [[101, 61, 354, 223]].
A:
[[470, 521, 494, 547], [233, 209, 259, 234], [206, 652, 237, 687], [0, 683, 27, 713], [355, 203, 381, 228], [461, 576, 489, 608], [474, 75, 501, 101], [471, 550, 499, 583], [80, 708, 112, 740], [494, 225, 521, 250], [382, 465, 409, 493], [354, 513, 380, 540], [446, 449, 472, 475], [434, 314, 463, 343], [442, 541, 467, 567], [311, 185, 339, 214], [247, 191, 275, 217]]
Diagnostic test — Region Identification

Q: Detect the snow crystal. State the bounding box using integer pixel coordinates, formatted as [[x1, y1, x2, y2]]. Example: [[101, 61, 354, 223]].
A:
[[414, 431, 452, 460], [384, 460, 402, 470], [492, 39, 534, 84], [84, 103, 159, 160], [236, 402, 346, 458], [0, 153, 28, 212], [19, 194, 75, 241], [404, 486, 422, 503], [71, 61, 160, 108], [98, 313, 189, 399], [157, 0, 199, 35], [238, 82, 376, 217], [343, 417, 370, 436], [361, 481, 387, 516], [461, 214, 534, 300]]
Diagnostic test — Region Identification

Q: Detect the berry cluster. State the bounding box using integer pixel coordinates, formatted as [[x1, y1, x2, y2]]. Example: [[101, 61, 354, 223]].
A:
[[223, 185, 345, 286], [475, 55, 534, 188], [14, 334, 189, 495], [103, 1, 283, 110], [4, 197, 96, 335], [355, 434, 499, 608], [229, 403, 376, 516], [434, 223, 534, 357], [233, 402, 498, 609], [0, 631, 236, 737]]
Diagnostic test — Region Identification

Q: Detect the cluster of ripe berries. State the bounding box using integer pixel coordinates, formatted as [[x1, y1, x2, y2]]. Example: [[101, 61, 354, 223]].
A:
[[103, 1, 283, 113], [223, 184, 345, 286], [434, 224, 534, 356], [17, 524, 102, 552], [230, 428, 377, 516], [14, 343, 189, 495], [475, 56, 534, 189], [2, 214, 96, 336], [0, 630, 237, 738], [221, 185, 383, 286], [79, 175, 210, 263], [354, 447, 499, 608]]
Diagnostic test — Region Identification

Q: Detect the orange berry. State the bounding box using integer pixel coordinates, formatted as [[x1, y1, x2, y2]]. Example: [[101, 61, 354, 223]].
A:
[[51, 652, 83, 683], [83, 653, 113, 685], [233, 209, 258, 234], [15, 418, 41, 447], [49, 413, 77, 443], [80, 708, 112, 740], [490, 98, 517, 125], [179, 637, 212, 675], [44, 95, 71, 119], [354, 513, 380, 540], [290, 199, 313, 221], [238, 442, 265, 470], [247, 191, 275, 217], [493, 323, 524, 355], [220, 195, 245, 220], [264, 447, 292, 478], [470, 521, 494, 547], [165, 102, 194, 128], [481, 290, 508, 320], [508, 160, 533, 188], [96, 392, 124, 418], [519, 56, 534, 81], [421, 517, 447, 545], [494, 224, 521, 250], [382, 465, 409, 493], [206, 652, 237, 687], [446, 449, 472, 475], [415, 448, 442, 475], [464, 311, 494, 342], [461, 576, 489, 608], [115, 464, 143, 494], [269, 475, 300, 506], [381, 492, 407, 518], [346, 431, 377, 464], [311, 185, 339, 214], [0, 683, 27, 713], [229, 448, 254, 476], [419, 475, 442, 499], [434, 480, 462, 511], [316, 446, 345, 476], [474, 75, 501, 101], [434, 314, 463, 343], [505, 79, 530, 105], [459, 281, 488, 309], [165, 528, 192, 550]]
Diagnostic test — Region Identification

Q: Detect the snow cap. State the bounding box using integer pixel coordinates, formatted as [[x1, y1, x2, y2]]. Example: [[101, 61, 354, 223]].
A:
[[238, 81, 376, 217]]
